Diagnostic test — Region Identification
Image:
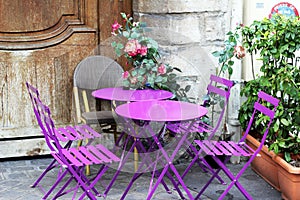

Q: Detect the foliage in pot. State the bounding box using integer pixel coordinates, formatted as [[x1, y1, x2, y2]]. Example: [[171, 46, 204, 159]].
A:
[[111, 13, 195, 102], [213, 14, 300, 163]]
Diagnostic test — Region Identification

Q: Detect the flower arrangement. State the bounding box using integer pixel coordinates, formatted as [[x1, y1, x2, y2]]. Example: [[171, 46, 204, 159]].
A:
[[111, 13, 182, 95]]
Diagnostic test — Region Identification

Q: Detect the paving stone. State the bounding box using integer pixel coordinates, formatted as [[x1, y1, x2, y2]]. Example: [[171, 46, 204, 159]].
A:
[[0, 157, 282, 200]]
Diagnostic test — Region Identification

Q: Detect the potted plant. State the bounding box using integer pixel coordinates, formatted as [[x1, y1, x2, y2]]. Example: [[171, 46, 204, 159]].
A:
[[110, 13, 194, 102], [213, 14, 300, 199]]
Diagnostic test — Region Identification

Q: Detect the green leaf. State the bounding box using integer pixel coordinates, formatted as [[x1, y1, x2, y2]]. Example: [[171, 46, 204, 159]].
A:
[[285, 152, 291, 162], [155, 76, 163, 83], [281, 118, 290, 126], [212, 51, 220, 57], [228, 60, 234, 66], [273, 119, 280, 132], [117, 43, 124, 49], [278, 141, 286, 148], [184, 85, 191, 92], [123, 31, 130, 38], [111, 41, 117, 47], [228, 66, 233, 76], [131, 32, 139, 39]]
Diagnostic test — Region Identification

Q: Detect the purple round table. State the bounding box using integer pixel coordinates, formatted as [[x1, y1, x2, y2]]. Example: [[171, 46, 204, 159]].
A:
[[115, 100, 207, 121], [92, 87, 173, 101], [92, 87, 174, 178], [114, 100, 207, 200]]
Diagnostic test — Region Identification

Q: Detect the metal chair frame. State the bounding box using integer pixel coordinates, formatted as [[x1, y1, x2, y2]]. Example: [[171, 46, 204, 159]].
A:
[[167, 74, 234, 183], [193, 91, 279, 199], [26, 82, 104, 198], [32, 95, 120, 199]]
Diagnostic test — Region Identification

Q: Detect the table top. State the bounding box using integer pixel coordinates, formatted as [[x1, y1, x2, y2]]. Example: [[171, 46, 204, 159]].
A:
[[92, 87, 173, 101], [115, 100, 207, 122]]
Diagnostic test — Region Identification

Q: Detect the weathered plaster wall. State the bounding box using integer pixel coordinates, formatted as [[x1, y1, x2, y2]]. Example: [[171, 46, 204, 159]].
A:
[[133, 0, 243, 163], [133, 0, 234, 81]]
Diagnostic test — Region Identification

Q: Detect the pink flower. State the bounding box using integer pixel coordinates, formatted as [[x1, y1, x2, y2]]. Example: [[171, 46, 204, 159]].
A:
[[158, 64, 166, 75], [234, 45, 245, 59], [124, 39, 141, 57], [137, 45, 148, 56], [122, 71, 129, 79], [111, 21, 122, 32]]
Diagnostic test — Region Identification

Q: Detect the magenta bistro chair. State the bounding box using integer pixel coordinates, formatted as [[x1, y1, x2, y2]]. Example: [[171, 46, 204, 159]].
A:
[[167, 74, 234, 183], [32, 95, 120, 199], [26, 83, 103, 195], [167, 74, 234, 141], [193, 91, 279, 199]]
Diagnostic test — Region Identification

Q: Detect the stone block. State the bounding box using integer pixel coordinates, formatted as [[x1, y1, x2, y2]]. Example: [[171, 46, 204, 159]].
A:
[[133, 0, 168, 13], [205, 14, 226, 41], [133, 0, 229, 13], [136, 14, 205, 44]]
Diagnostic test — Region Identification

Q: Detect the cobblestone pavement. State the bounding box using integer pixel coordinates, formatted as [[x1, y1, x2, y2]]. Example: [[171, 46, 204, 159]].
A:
[[0, 156, 281, 200]]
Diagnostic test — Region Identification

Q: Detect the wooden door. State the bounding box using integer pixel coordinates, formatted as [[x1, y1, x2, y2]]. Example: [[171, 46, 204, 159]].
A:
[[0, 0, 132, 158]]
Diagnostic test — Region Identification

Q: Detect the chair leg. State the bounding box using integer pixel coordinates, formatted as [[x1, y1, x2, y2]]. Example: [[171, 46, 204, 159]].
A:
[[31, 159, 57, 188], [104, 135, 135, 197], [62, 166, 98, 200], [217, 158, 253, 200], [43, 169, 69, 199], [51, 172, 75, 199], [196, 155, 253, 200], [179, 149, 226, 189]]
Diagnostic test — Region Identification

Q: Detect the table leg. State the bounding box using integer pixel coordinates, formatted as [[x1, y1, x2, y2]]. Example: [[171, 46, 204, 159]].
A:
[[134, 139, 139, 172]]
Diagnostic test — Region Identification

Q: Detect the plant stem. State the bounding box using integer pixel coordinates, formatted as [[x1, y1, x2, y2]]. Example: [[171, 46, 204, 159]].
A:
[[251, 54, 255, 80]]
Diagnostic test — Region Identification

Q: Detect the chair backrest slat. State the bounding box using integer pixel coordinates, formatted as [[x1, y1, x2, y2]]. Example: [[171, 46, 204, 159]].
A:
[[210, 74, 234, 87], [258, 90, 280, 106], [26, 82, 41, 120], [207, 85, 228, 97], [33, 96, 60, 152], [240, 91, 279, 147], [203, 74, 234, 140], [254, 102, 275, 119]]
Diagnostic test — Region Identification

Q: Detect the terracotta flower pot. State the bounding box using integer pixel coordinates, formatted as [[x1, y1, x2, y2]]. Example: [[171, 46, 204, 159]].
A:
[[273, 155, 300, 200], [246, 134, 300, 200], [245, 134, 280, 191]]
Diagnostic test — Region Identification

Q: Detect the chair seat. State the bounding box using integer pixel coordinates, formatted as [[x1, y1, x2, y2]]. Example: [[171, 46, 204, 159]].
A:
[[52, 144, 120, 167], [82, 110, 116, 124], [194, 140, 255, 157], [55, 124, 102, 142], [167, 119, 213, 134]]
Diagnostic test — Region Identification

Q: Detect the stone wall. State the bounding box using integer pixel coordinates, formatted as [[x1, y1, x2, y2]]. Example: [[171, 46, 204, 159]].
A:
[[133, 0, 243, 163], [132, 0, 238, 99]]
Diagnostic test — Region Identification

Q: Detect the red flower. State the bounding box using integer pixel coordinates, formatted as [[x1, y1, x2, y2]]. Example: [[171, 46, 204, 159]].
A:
[[137, 45, 148, 56], [122, 71, 129, 79], [124, 39, 148, 57], [124, 39, 141, 57], [158, 64, 166, 75], [234, 45, 245, 59], [111, 21, 122, 32]]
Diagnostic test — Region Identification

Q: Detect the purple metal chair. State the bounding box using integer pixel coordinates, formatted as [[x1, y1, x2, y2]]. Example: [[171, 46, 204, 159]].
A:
[[193, 91, 279, 199], [167, 74, 234, 183], [32, 95, 120, 199], [26, 83, 102, 195], [167, 74, 234, 138]]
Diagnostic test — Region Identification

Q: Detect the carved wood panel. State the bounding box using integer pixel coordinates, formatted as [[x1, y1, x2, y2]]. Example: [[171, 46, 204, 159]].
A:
[[0, 0, 132, 158]]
